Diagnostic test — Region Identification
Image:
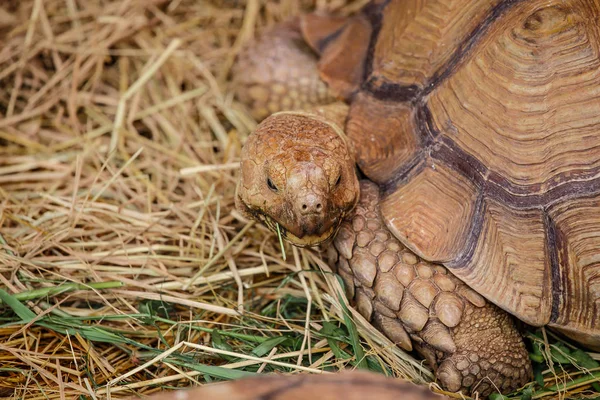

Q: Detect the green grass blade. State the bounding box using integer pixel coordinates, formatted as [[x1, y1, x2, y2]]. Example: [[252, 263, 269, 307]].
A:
[[320, 321, 352, 360], [276, 222, 286, 261], [0, 288, 36, 321], [337, 292, 367, 370], [571, 349, 599, 369], [532, 370, 600, 398], [176, 362, 256, 380], [251, 336, 289, 357], [8, 281, 124, 303]]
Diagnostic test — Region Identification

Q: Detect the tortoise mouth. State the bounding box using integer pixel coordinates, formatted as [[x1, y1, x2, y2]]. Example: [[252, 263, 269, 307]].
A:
[[256, 210, 343, 247]]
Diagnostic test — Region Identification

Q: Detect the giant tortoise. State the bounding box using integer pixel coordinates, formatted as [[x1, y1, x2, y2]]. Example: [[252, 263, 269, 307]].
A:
[[233, 0, 600, 396]]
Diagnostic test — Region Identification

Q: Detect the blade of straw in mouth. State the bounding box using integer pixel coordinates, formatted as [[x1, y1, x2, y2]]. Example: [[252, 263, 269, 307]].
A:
[[276, 222, 287, 261]]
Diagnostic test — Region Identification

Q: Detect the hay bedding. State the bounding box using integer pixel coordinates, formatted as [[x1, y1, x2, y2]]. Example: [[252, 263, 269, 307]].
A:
[[0, 0, 598, 399], [0, 0, 428, 398]]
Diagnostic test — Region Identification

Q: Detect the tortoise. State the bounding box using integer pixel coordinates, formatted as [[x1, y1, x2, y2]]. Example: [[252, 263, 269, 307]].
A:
[[233, 0, 600, 396], [138, 371, 443, 400]]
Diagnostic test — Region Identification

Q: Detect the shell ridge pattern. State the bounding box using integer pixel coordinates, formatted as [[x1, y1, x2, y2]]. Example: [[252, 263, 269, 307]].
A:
[[544, 209, 563, 323], [383, 100, 600, 209], [363, 0, 600, 330], [360, 0, 393, 84], [367, 0, 600, 207], [362, 0, 525, 102], [445, 192, 486, 270]]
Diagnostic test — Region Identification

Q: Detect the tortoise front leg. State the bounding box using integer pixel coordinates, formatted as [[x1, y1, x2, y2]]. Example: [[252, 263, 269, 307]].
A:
[[328, 181, 532, 397]]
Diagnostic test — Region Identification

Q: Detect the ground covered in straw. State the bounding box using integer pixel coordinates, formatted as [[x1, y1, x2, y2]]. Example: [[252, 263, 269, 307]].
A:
[[0, 0, 598, 399]]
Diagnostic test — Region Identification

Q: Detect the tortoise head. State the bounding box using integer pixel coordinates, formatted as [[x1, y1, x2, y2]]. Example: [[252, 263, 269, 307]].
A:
[[236, 111, 359, 247]]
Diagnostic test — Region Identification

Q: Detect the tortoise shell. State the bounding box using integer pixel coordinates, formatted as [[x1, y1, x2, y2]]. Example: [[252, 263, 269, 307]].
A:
[[304, 0, 600, 348], [141, 371, 443, 400]]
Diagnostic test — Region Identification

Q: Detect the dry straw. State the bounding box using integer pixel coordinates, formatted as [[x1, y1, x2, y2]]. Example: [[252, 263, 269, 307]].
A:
[[0, 0, 598, 399]]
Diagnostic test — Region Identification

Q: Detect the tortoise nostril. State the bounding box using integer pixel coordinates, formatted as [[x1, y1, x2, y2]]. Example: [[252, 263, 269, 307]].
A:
[[299, 195, 325, 215]]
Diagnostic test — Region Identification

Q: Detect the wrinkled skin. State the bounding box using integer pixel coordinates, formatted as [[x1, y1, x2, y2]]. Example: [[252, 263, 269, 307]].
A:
[[236, 110, 359, 246]]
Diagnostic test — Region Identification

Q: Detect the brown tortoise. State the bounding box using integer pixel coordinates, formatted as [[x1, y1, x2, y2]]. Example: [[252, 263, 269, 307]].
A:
[[234, 0, 600, 397], [136, 371, 444, 400]]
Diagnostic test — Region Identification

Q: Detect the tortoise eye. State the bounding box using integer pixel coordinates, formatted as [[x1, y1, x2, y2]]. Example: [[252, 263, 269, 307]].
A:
[[267, 177, 278, 192], [334, 174, 342, 187]]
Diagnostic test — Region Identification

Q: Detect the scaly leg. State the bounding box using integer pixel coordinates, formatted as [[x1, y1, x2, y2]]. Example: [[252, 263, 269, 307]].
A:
[[328, 181, 532, 397]]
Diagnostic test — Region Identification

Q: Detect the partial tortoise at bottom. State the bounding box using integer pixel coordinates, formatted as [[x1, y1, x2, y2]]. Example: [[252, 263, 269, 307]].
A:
[[132, 371, 446, 400]]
